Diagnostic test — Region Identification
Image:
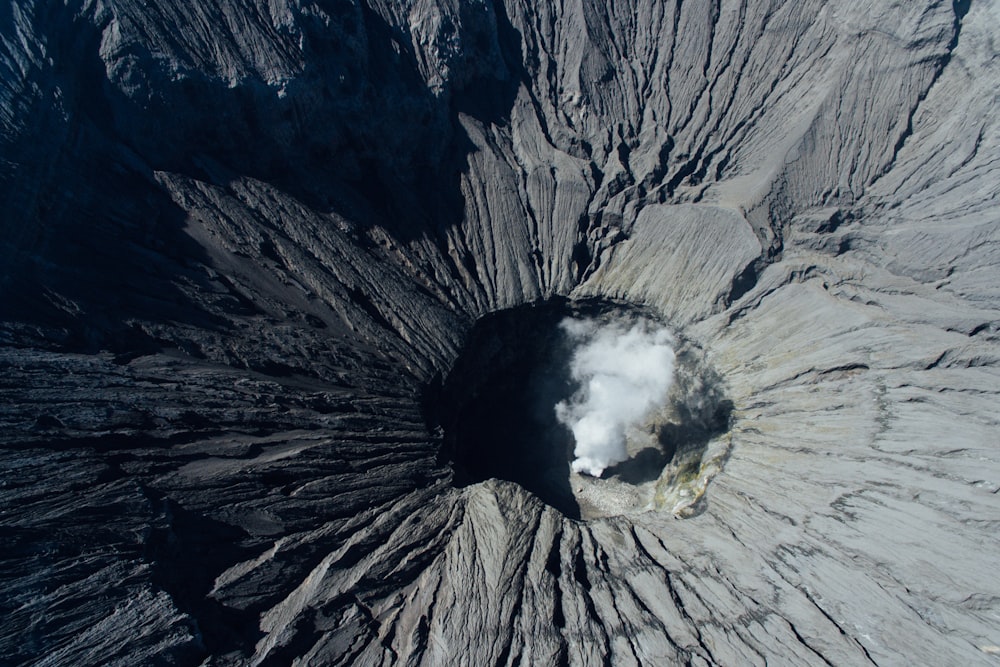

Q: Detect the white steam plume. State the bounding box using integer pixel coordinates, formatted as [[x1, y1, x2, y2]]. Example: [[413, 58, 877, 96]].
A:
[[555, 316, 675, 477]]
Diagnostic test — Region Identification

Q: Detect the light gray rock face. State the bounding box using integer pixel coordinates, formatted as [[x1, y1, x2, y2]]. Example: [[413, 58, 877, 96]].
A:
[[2, 0, 999, 665]]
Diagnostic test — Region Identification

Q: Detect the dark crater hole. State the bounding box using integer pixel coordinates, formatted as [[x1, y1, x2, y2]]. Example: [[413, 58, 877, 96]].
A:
[[431, 298, 733, 521]]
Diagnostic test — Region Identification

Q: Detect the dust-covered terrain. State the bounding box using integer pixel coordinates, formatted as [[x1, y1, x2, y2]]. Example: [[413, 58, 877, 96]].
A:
[[1, 1, 998, 664]]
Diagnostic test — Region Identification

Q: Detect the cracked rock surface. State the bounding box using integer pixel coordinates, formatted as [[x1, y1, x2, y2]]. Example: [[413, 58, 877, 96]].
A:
[[2, 0, 999, 664]]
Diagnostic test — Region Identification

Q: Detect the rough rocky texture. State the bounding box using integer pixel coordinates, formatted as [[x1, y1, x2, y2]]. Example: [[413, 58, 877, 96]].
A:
[[2, 0, 999, 664]]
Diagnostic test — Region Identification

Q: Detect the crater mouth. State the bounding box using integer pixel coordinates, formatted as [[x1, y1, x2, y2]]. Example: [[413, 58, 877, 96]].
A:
[[431, 298, 732, 520]]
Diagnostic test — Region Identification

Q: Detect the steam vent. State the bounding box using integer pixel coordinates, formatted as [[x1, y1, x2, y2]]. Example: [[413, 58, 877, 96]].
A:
[[2, 1, 999, 664]]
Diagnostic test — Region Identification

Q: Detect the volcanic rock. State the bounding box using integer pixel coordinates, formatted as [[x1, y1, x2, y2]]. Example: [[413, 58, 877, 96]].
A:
[[2, 0, 998, 664]]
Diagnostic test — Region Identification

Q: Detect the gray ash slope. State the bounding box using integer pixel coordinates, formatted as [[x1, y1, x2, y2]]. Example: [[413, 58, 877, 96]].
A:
[[2, 0, 999, 664]]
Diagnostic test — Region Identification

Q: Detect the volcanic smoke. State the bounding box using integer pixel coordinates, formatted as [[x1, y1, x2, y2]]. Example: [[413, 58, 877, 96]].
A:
[[555, 316, 676, 477]]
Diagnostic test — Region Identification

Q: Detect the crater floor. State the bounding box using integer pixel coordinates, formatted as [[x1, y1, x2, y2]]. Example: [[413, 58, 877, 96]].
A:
[[438, 299, 730, 521], [2, 0, 999, 665]]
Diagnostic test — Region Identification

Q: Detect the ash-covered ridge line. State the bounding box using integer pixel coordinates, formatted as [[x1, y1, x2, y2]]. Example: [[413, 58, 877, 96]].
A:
[[2, 0, 999, 665]]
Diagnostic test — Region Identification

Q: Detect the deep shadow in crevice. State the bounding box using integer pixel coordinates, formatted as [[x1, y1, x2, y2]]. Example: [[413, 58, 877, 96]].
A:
[[724, 259, 761, 307], [603, 447, 667, 485], [143, 491, 266, 659], [436, 299, 581, 519]]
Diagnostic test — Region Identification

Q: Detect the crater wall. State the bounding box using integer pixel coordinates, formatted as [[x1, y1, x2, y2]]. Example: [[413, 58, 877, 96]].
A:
[[1, 0, 998, 664]]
